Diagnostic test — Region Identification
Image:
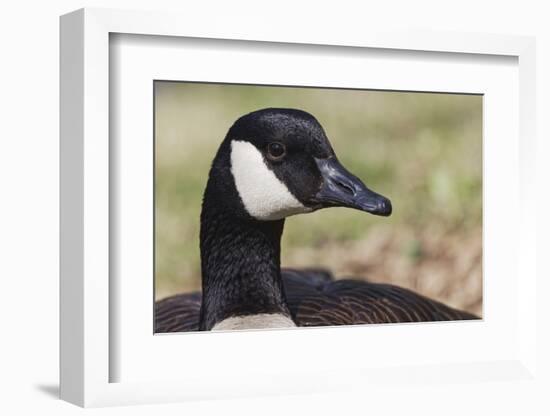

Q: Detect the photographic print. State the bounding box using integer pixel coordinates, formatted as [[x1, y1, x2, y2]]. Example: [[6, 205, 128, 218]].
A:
[[154, 82, 482, 332]]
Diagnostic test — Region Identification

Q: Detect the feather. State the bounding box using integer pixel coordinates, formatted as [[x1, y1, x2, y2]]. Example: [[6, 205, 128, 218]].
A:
[[155, 268, 478, 333]]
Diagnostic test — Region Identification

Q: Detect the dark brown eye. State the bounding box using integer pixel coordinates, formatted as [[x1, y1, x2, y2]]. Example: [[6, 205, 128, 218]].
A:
[[267, 142, 286, 160]]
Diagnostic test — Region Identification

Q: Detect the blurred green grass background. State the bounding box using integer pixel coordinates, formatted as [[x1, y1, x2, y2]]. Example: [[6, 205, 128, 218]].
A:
[[155, 82, 482, 315]]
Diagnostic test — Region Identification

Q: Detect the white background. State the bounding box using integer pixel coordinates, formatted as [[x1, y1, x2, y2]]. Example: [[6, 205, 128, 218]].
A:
[[1, 1, 548, 415]]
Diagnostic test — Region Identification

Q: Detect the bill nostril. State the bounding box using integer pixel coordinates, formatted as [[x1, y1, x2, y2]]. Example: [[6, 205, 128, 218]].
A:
[[336, 180, 356, 196]]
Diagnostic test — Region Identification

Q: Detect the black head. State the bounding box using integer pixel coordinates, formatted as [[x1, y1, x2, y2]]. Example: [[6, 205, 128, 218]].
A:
[[210, 108, 392, 221]]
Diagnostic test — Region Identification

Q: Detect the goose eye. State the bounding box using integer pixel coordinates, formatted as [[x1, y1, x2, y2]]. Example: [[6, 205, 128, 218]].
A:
[[267, 142, 286, 160]]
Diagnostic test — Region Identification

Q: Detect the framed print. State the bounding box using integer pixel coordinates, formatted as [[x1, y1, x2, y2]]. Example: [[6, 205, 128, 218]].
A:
[[60, 8, 537, 407]]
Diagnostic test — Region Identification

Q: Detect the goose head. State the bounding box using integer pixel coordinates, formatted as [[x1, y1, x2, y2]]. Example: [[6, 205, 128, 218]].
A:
[[212, 108, 392, 222], [200, 108, 392, 330]]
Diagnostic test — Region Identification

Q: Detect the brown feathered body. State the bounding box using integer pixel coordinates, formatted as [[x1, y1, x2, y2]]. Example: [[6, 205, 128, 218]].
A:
[[155, 268, 477, 333]]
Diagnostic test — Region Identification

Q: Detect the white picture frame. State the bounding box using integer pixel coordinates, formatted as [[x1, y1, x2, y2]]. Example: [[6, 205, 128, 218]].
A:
[[60, 7, 537, 408]]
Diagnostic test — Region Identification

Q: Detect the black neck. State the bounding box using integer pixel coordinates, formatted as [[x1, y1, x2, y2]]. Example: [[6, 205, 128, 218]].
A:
[[198, 174, 291, 330]]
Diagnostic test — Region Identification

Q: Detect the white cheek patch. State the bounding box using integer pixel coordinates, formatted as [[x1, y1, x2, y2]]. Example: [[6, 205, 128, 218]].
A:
[[230, 140, 312, 221]]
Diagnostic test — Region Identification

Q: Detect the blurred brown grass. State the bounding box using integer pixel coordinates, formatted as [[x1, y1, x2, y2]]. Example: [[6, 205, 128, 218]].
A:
[[155, 82, 482, 316]]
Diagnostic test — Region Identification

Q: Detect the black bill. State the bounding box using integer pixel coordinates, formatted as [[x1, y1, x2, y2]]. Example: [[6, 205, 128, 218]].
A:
[[312, 157, 392, 216]]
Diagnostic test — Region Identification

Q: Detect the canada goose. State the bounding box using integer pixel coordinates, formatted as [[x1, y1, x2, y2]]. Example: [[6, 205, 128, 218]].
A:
[[155, 108, 478, 332]]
